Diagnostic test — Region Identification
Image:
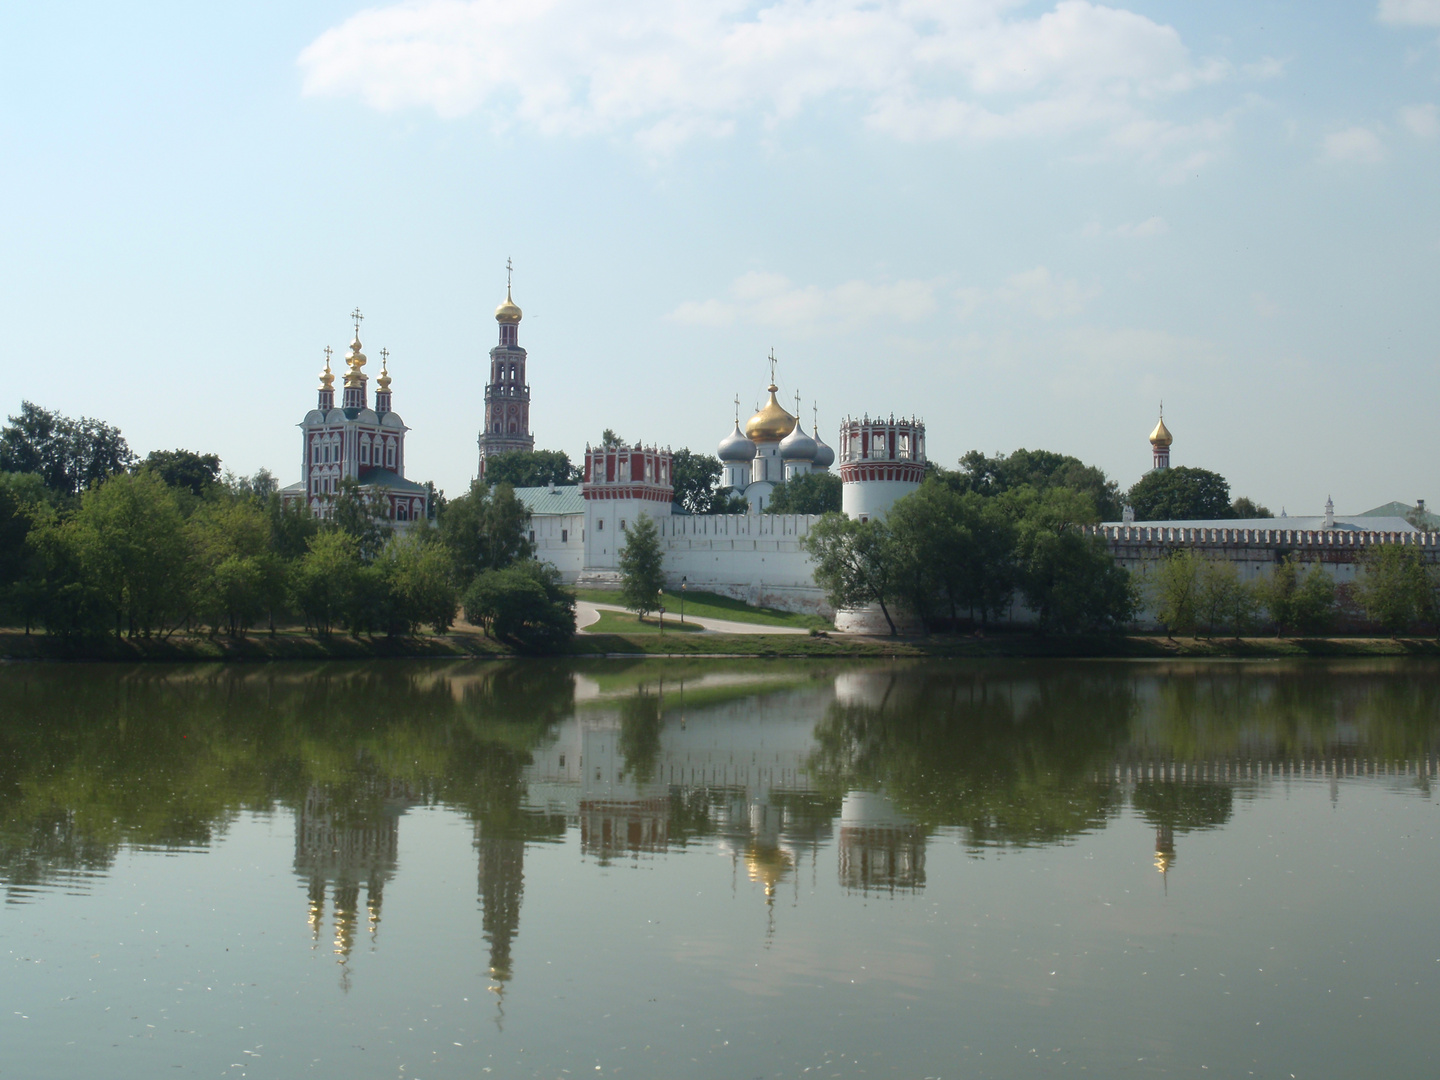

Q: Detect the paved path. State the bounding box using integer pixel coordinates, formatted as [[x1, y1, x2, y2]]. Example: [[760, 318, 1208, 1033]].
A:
[[574, 601, 810, 636]]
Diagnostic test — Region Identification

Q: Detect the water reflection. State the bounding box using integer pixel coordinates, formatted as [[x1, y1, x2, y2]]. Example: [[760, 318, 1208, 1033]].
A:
[[2, 659, 1437, 987]]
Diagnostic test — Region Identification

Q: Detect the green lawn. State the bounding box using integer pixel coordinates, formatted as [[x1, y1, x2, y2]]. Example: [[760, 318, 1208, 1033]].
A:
[[570, 587, 831, 630], [584, 610, 705, 635]]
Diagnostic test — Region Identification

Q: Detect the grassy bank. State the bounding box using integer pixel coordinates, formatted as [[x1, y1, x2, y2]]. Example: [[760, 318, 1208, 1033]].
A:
[[5, 626, 1440, 662], [570, 587, 830, 631]]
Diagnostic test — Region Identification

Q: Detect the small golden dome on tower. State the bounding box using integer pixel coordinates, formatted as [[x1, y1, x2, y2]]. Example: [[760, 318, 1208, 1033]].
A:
[[1149, 414, 1173, 448], [343, 334, 367, 389], [376, 353, 392, 393], [495, 287, 522, 325], [746, 385, 796, 442], [319, 354, 334, 391]]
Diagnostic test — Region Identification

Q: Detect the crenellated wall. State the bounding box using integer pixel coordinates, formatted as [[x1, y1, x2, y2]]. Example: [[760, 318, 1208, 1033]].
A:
[[655, 514, 829, 614]]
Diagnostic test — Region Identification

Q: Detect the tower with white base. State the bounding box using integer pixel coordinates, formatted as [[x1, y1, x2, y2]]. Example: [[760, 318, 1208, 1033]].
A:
[[839, 415, 926, 522]]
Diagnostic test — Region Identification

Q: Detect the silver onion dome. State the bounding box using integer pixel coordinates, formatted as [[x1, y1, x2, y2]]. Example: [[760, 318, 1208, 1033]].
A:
[[718, 422, 757, 463]]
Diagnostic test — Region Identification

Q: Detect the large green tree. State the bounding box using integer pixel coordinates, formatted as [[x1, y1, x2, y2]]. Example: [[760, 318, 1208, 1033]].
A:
[[463, 559, 575, 652], [436, 480, 532, 587], [765, 472, 842, 515], [1012, 488, 1136, 633], [141, 449, 221, 497], [1126, 466, 1232, 521], [483, 449, 578, 488], [618, 513, 665, 617], [0, 402, 135, 497], [1357, 546, 1432, 636], [955, 448, 1122, 521], [802, 513, 902, 635], [670, 449, 749, 514]]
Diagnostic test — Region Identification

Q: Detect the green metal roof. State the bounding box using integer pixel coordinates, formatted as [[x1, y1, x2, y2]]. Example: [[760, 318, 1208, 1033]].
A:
[[514, 484, 585, 515]]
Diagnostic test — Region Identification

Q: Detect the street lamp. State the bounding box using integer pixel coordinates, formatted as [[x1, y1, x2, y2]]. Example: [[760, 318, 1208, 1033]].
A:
[[657, 588, 664, 634], [680, 576, 687, 623]]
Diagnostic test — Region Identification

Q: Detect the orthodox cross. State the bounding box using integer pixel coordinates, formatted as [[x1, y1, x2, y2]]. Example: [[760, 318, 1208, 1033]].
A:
[[506, 257, 513, 291], [380, 348, 390, 373], [734, 394, 741, 424], [323, 345, 333, 366], [812, 403, 819, 432], [794, 391, 802, 417], [350, 307, 364, 337], [1159, 399, 1164, 417], [768, 348, 777, 385]]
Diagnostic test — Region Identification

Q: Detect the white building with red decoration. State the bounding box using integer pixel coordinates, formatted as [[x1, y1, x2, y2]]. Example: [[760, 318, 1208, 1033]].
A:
[[279, 309, 429, 525]]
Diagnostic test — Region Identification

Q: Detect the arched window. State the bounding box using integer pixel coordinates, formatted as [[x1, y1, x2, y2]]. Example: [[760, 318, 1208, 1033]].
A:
[[509, 422, 516, 433], [397, 502, 408, 521]]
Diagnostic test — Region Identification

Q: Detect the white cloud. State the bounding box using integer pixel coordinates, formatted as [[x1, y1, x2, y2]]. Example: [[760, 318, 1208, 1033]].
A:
[[1322, 126, 1386, 163], [1400, 103, 1440, 137], [1378, 1, 1440, 26], [299, 0, 1240, 158], [668, 271, 937, 332], [959, 266, 1100, 320]]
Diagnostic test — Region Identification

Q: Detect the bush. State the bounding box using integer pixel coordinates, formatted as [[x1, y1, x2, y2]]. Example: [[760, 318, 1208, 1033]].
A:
[[463, 560, 576, 653]]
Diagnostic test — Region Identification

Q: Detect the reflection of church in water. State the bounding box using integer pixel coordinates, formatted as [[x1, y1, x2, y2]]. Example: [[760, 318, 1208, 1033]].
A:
[[293, 779, 416, 987]]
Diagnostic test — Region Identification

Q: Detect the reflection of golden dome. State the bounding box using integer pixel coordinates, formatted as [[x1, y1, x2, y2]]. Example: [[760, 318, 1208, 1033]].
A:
[[1149, 415, 1173, 448], [745, 842, 792, 899], [495, 287, 522, 325], [746, 385, 796, 442]]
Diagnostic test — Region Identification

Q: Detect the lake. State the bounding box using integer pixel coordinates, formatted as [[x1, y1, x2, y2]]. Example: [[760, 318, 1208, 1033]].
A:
[[3, 658, 1437, 1078]]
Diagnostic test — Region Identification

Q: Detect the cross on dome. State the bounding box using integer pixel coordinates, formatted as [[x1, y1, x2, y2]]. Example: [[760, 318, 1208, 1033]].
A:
[[768, 348, 778, 386], [350, 307, 364, 338]]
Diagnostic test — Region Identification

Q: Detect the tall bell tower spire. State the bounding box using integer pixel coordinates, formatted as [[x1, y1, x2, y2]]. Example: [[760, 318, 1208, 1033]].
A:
[[477, 261, 535, 479]]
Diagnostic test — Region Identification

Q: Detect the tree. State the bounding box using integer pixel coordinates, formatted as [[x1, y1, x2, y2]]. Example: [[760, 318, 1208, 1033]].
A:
[[67, 471, 191, 637], [376, 533, 458, 636], [483, 449, 578, 488], [802, 513, 902, 635], [1196, 558, 1254, 637], [1292, 563, 1336, 635], [765, 472, 842, 515], [618, 513, 665, 617], [1230, 496, 1273, 519], [1126, 466, 1232, 521], [955, 448, 1122, 520], [1258, 556, 1335, 635], [670, 449, 731, 514], [290, 530, 360, 637], [188, 496, 275, 636], [141, 449, 221, 497], [1150, 550, 1200, 638], [463, 560, 576, 652], [1010, 487, 1135, 632], [1357, 546, 1430, 636], [600, 429, 625, 448], [328, 477, 394, 562], [0, 401, 136, 497], [436, 479, 532, 588]]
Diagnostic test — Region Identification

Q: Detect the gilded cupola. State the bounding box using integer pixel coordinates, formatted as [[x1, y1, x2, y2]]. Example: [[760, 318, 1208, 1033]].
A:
[[1149, 414, 1173, 448], [343, 334, 367, 389], [495, 286, 522, 325], [746, 384, 796, 443]]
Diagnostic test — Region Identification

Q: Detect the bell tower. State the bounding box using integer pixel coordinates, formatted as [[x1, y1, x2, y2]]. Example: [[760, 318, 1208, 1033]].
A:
[[477, 259, 535, 480]]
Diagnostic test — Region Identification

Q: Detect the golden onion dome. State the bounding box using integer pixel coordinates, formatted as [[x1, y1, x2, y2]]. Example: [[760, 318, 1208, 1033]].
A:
[[745, 384, 796, 442], [343, 334, 367, 389], [1149, 415, 1173, 447], [495, 287, 522, 325], [319, 356, 334, 391]]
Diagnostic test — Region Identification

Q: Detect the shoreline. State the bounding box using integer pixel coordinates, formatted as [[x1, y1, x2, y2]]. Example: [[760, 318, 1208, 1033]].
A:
[[4, 628, 1440, 663]]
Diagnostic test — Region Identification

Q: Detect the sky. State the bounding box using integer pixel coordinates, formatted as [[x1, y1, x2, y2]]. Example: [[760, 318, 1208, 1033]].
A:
[[2, 1, 1438, 515]]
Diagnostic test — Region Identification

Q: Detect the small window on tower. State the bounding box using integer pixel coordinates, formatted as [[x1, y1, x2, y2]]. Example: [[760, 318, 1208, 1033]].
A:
[[597, 519, 604, 531], [620, 520, 627, 531], [561, 529, 568, 543]]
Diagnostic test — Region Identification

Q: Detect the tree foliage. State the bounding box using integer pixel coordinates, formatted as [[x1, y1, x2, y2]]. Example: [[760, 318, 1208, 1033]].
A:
[[0, 401, 135, 497], [483, 449, 578, 488], [141, 449, 222, 497], [1357, 546, 1433, 636], [1126, 466, 1232, 521], [436, 480, 532, 588], [462, 560, 575, 652], [618, 514, 666, 617], [765, 472, 842, 515], [670, 449, 747, 514], [802, 513, 901, 635], [955, 448, 1122, 521]]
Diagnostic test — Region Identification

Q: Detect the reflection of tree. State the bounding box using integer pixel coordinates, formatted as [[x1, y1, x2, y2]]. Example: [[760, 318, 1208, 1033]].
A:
[[1131, 781, 1233, 833], [810, 666, 1138, 847], [616, 692, 663, 784]]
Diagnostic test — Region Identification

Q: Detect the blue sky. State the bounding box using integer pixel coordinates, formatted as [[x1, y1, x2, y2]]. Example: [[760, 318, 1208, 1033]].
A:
[[2, 1, 1437, 514]]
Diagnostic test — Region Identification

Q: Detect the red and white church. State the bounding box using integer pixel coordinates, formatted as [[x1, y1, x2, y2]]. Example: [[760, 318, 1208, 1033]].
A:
[[280, 308, 429, 524]]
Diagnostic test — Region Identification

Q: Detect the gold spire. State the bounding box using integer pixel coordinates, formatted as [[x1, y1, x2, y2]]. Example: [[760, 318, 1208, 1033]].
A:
[[319, 346, 334, 391], [1149, 404, 1173, 448], [376, 347, 391, 393], [495, 258, 522, 324]]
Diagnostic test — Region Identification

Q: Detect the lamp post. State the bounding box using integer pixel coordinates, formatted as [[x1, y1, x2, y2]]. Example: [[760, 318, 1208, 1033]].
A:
[[680, 576, 687, 623], [657, 589, 664, 634]]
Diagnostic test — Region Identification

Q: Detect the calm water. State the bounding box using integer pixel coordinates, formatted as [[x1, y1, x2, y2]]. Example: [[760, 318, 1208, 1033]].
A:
[[3, 659, 1438, 1079]]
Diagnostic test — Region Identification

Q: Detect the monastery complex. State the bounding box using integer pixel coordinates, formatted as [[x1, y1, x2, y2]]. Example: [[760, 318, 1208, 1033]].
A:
[[283, 276, 1436, 627]]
